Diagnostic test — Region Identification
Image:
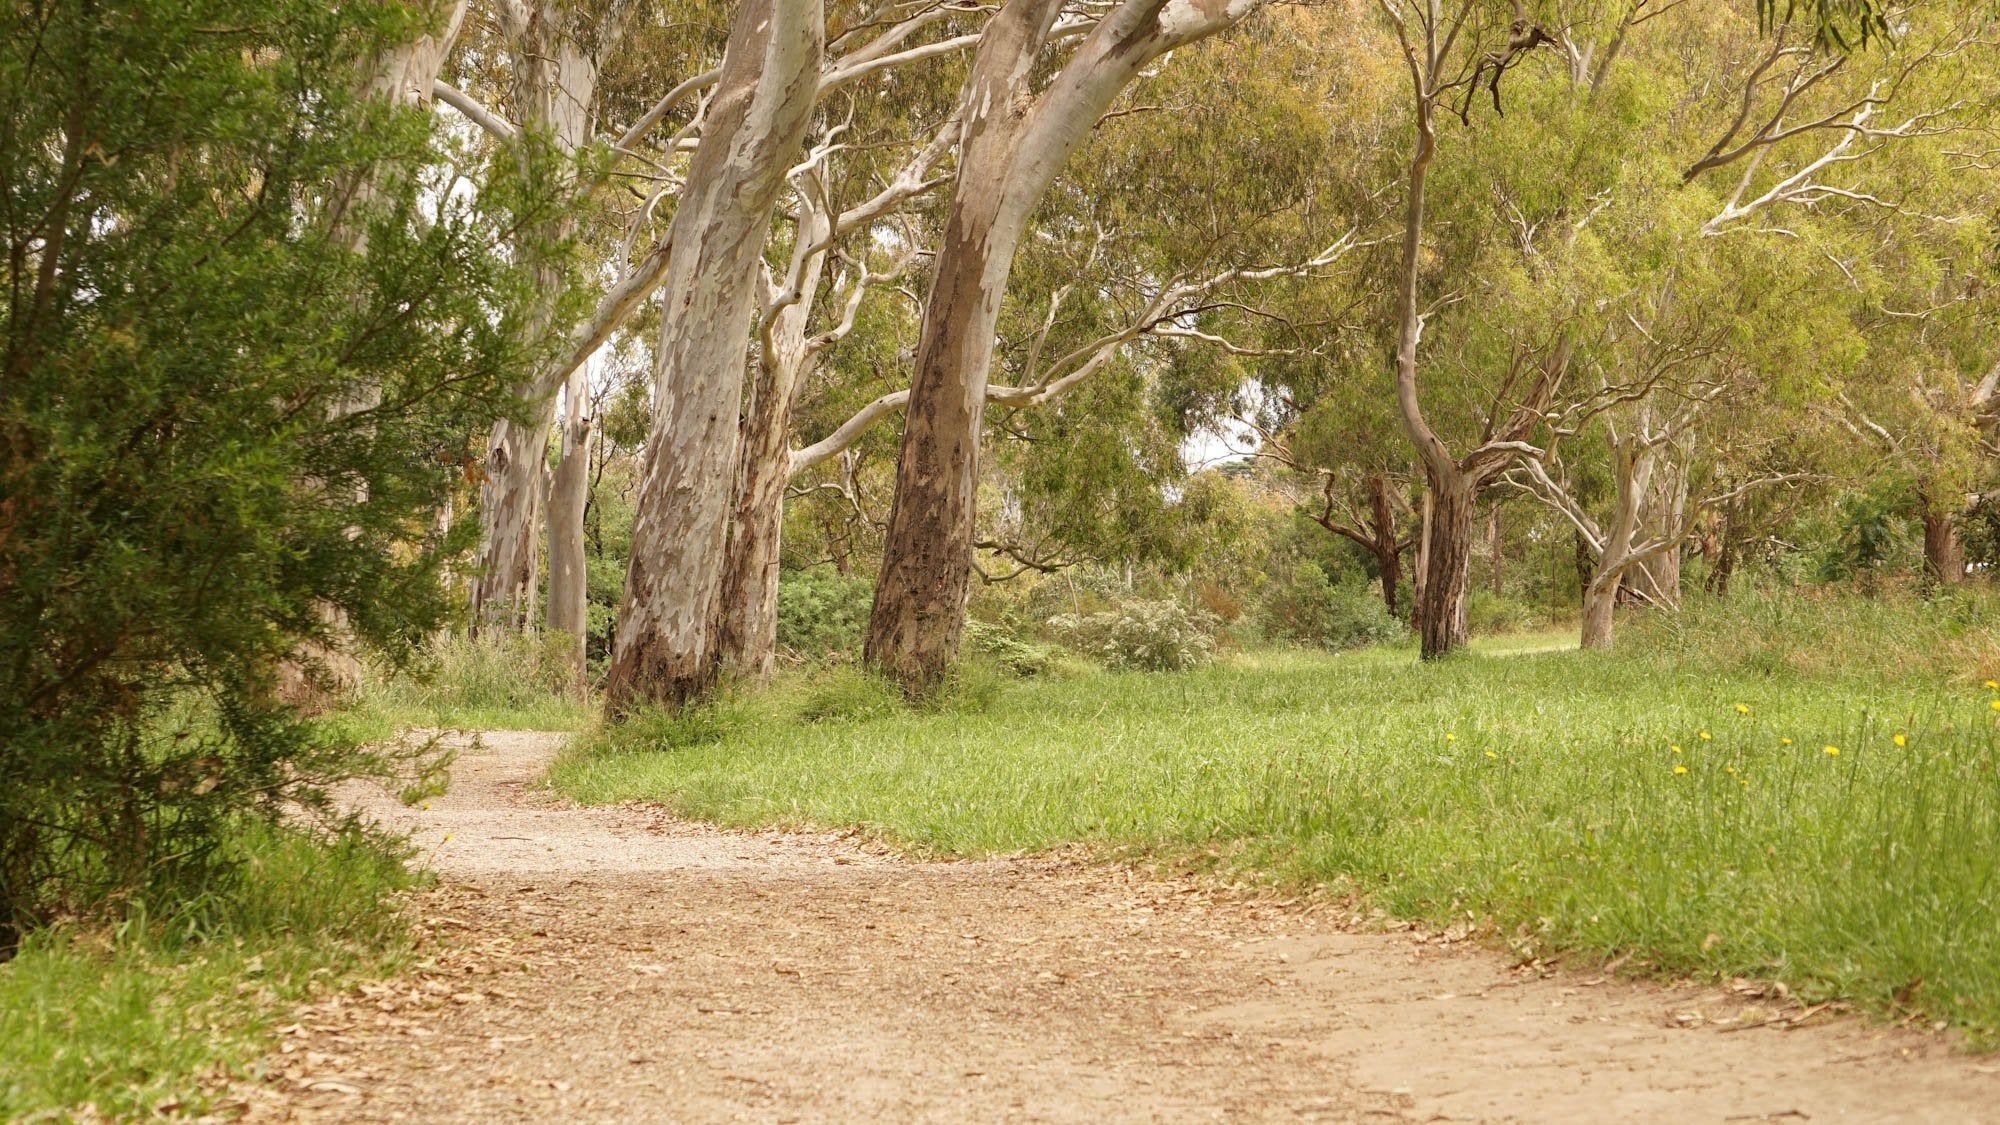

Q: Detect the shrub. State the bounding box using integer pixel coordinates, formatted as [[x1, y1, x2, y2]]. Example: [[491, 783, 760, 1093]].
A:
[[1466, 590, 1539, 636], [0, 0, 528, 940], [963, 620, 1063, 677], [1256, 565, 1404, 651], [1048, 600, 1218, 671], [776, 568, 875, 658]]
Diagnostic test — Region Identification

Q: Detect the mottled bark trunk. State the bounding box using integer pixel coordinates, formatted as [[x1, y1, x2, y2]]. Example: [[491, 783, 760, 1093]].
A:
[[472, 408, 552, 634], [473, 6, 603, 638], [1416, 469, 1475, 658], [715, 197, 832, 681], [545, 366, 593, 678], [1580, 576, 1617, 649], [1625, 454, 1685, 608], [1369, 473, 1402, 616], [865, 0, 1260, 693], [604, 0, 822, 713]]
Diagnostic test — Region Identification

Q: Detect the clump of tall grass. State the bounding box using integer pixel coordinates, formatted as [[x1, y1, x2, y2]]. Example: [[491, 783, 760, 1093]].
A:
[[350, 632, 594, 733], [0, 820, 420, 1119]]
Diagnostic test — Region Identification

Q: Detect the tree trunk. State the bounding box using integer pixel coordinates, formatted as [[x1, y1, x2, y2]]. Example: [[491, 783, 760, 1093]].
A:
[[545, 365, 593, 679], [715, 188, 834, 681], [864, 0, 1262, 693], [1486, 504, 1504, 597], [1579, 577, 1617, 649], [1922, 506, 1965, 589], [471, 409, 552, 634], [1367, 473, 1402, 616], [473, 4, 606, 639], [1415, 469, 1475, 658], [1625, 452, 1685, 608], [603, 0, 822, 713]]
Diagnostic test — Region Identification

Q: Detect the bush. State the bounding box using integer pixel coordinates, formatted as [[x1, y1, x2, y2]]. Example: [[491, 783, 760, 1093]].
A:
[[1048, 600, 1218, 671], [776, 568, 875, 658], [1466, 590, 1539, 636], [962, 620, 1063, 677], [1256, 565, 1404, 651], [0, 4, 527, 942]]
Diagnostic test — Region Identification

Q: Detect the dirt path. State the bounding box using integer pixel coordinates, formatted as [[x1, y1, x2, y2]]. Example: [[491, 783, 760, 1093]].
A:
[[242, 732, 1999, 1123]]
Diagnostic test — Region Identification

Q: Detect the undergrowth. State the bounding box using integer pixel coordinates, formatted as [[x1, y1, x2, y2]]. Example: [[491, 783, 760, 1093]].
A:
[[0, 821, 419, 1119]]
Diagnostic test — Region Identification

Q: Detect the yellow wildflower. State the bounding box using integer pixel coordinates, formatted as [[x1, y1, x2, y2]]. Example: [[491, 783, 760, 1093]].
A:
[[1672, 745, 1683, 753], [1987, 680, 1998, 690], [1823, 745, 1840, 757], [1726, 766, 1737, 774], [1893, 733, 1908, 747], [1990, 700, 2000, 713], [1484, 750, 1497, 759], [1735, 704, 1751, 714], [1781, 737, 1793, 746], [1699, 731, 1711, 741], [1446, 733, 1457, 741], [1674, 765, 1688, 775]]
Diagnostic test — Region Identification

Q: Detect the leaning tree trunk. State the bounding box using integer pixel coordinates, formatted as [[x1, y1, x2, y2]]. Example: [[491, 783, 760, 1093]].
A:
[[866, 0, 1260, 692], [471, 5, 604, 639], [603, 0, 822, 713], [545, 364, 593, 677], [1414, 468, 1476, 658]]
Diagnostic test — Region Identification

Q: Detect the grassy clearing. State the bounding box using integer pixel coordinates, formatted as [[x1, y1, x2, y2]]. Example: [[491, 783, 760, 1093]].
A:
[[555, 594, 2000, 1043], [0, 823, 418, 1120]]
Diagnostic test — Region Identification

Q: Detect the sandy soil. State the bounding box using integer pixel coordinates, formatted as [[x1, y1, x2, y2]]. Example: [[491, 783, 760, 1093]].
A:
[[236, 731, 2000, 1124]]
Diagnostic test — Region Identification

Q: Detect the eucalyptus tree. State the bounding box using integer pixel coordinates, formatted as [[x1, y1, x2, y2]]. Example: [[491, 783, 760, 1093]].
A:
[[860, 0, 1274, 693]]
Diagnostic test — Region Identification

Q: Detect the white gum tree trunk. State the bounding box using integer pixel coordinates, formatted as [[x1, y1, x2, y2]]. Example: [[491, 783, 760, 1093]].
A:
[[545, 363, 595, 674], [603, 0, 824, 713], [471, 4, 611, 638]]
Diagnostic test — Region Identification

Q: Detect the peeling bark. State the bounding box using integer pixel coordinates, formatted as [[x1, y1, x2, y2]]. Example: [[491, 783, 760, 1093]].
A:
[[604, 0, 823, 713], [546, 365, 594, 676]]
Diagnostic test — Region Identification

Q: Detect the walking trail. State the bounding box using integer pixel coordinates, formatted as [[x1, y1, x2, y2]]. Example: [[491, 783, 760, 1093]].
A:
[[242, 732, 1999, 1123]]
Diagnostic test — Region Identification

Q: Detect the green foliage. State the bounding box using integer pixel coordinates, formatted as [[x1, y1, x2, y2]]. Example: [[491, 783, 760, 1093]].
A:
[[0, 821, 417, 1118], [1048, 600, 1219, 672], [1256, 565, 1406, 651], [962, 619, 1064, 677], [796, 666, 907, 724], [775, 567, 875, 658], [554, 599, 2000, 1043], [0, 1, 531, 939]]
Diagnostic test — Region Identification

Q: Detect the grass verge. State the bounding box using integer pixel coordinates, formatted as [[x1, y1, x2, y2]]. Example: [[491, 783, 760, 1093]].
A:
[[554, 610, 2000, 1045], [0, 822, 418, 1120]]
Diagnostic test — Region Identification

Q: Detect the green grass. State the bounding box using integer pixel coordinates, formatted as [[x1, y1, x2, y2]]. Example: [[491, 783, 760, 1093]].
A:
[[554, 606, 2000, 1044], [0, 822, 419, 1120], [343, 634, 595, 736]]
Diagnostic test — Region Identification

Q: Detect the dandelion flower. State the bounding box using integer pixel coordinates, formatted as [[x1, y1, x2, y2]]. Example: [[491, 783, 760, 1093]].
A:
[[1699, 731, 1712, 741], [1823, 745, 1840, 757], [1893, 733, 1908, 747], [1990, 700, 2000, 713], [1674, 765, 1688, 775], [1740, 780, 1749, 788], [1446, 733, 1457, 741], [1726, 766, 1737, 774], [1484, 750, 1497, 759], [1987, 680, 1998, 690], [1781, 737, 1793, 746], [1672, 745, 1683, 754], [1735, 704, 1751, 714]]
